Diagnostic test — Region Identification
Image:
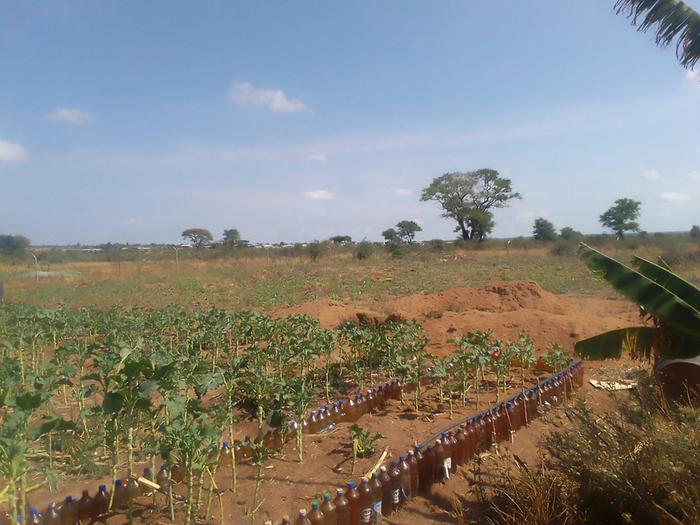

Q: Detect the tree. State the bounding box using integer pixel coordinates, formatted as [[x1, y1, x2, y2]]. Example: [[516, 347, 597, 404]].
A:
[[691, 225, 700, 240], [0, 234, 30, 255], [615, 0, 700, 71], [532, 218, 558, 241], [395, 220, 422, 243], [560, 226, 584, 241], [222, 229, 240, 247], [307, 242, 322, 261], [599, 198, 641, 239], [382, 228, 400, 243], [181, 228, 213, 250], [421, 169, 520, 242], [330, 235, 352, 244]]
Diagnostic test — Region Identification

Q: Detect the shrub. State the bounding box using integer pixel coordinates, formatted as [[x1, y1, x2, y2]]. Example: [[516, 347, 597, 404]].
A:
[[387, 241, 405, 258], [550, 240, 576, 257], [427, 239, 446, 253], [307, 242, 322, 261], [560, 227, 583, 241], [691, 225, 700, 240], [356, 241, 373, 260]]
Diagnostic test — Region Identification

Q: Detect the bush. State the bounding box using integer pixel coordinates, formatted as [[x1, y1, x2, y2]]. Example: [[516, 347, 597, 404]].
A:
[[560, 227, 583, 241], [691, 225, 700, 240], [550, 240, 576, 257], [307, 242, 322, 261], [427, 239, 446, 253], [356, 241, 373, 260], [387, 241, 405, 258]]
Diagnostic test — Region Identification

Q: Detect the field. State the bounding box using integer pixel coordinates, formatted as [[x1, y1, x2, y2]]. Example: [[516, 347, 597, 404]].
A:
[[1, 239, 699, 525]]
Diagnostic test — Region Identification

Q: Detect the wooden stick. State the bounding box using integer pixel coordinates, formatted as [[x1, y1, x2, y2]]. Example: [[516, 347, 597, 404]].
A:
[[363, 447, 389, 478]]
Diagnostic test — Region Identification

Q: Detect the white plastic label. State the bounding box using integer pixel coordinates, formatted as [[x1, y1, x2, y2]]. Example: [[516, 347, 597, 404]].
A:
[[372, 500, 382, 522], [392, 488, 400, 504], [360, 507, 373, 523], [444, 458, 451, 479]]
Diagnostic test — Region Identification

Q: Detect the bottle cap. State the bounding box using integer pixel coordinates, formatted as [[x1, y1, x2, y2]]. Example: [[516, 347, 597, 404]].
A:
[[371, 472, 379, 478], [323, 492, 332, 500], [99, 484, 106, 491], [65, 496, 73, 503], [336, 488, 345, 494], [311, 502, 320, 509], [380, 466, 387, 472], [400, 455, 406, 461], [144, 467, 151, 474], [115, 480, 122, 487], [298, 509, 307, 517], [29, 508, 38, 515], [457, 427, 465, 433], [346, 481, 357, 489], [223, 440, 229, 447], [408, 449, 415, 455], [441, 431, 447, 438], [435, 439, 442, 445], [389, 460, 397, 467]]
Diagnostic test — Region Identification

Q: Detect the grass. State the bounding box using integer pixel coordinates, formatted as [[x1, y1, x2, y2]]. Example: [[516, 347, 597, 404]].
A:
[[2, 242, 699, 309]]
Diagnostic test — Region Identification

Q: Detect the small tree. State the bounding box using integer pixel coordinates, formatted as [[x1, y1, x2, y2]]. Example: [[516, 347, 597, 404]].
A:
[[222, 229, 240, 247], [307, 242, 322, 261], [396, 220, 422, 243], [330, 235, 352, 244], [182, 228, 213, 249], [690, 225, 700, 240], [0, 234, 30, 256], [599, 198, 641, 239], [533, 218, 558, 241], [560, 227, 583, 241], [382, 228, 400, 243]]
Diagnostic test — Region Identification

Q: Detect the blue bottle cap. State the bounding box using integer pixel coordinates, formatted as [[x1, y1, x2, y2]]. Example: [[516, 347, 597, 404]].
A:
[[29, 508, 38, 515], [400, 455, 406, 461], [99, 484, 106, 491], [346, 481, 357, 489], [389, 460, 397, 466], [115, 480, 122, 488], [441, 431, 447, 438], [144, 467, 151, 474], [65, 496, 73, 503], [223, 440, 229, 447]]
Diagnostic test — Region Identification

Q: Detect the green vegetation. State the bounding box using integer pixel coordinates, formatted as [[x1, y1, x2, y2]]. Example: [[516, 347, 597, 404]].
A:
[[532, 218, 557, 241], [599, 198, 641, 239], [181, 228, 213, 249]]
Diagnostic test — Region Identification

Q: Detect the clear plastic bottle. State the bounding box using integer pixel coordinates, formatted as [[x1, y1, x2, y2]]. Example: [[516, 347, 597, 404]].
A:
[[142, 467, 154, 496], [369, 472, 382, 523], [155, 465, 169, 492], [334, 488, 350, 525], [308, 501, 325, 525], [93, 485, 109, 518], [307, 411, 320, 433], [320, 492, 337, 525], [357, 478, 373, 525]]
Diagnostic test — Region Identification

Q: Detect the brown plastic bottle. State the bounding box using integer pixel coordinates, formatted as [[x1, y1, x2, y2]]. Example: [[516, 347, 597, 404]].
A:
[[483, 412, 495, 449], [330, 401, 341, 422], [320, 492, 337, 525], [281, 516, 292, 525], [294, 509, 312, 525], [345, 481, 361, 525], [378, 466, 392, 517], [454, 428, 467, 467], [446, 432, 458, 474], [407, 449, 419, 496], [346, 396, 358, 423], [308, 501, 325, 525], [220, 440, 233, 466], [112, 480, 128, 509], [464, 419, 476, 462], [307, 411, 320, 433], [93, 485, 109, 518], [357, 477, 373, 525], [59, 496, 77, 525], [126, 477, 140, 503], [422, 443, 436, 490], [76, 490, 94, 522], [387, 461, 401, 511], [398, 456, 412, 501], [433, 439, 447, 483], [334, 488, 350, 525], [369, 472, 382, 523], [495, 404, 509, 443], [42, 502, 60, 525]]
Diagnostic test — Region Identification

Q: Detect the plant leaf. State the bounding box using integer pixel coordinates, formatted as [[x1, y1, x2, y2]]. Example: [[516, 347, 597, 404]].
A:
[[575, 327, 656, 360], [632, 256, 700, 311]]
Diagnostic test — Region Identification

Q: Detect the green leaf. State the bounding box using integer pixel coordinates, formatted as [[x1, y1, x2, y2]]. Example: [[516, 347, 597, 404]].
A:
[[578, 243, 700, 341], [103, 392, 124, 415], [632, 256, 700, 312], [575, 327, 656, 360], [15, 391, 44, 411]]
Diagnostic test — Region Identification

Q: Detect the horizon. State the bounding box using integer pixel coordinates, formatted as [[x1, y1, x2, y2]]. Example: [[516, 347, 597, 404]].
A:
[[2, 2, 699, 245]]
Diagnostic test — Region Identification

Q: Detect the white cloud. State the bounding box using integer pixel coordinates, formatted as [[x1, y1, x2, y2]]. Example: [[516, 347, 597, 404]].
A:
[[306, 153, 327, 163], [660, 191, 691, 203], [394, 188, 413, 196], [46, 108, 92, 126], [303, 190, 333, 201], [230, 81, 308, 113], [689, 171, 700, 182], [0, 139, 28, 161], [642, 169, 660, 180]]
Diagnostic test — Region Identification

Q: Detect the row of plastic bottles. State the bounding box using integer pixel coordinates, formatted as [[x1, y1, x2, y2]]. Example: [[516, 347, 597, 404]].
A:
[[283, 361, 584, 525]]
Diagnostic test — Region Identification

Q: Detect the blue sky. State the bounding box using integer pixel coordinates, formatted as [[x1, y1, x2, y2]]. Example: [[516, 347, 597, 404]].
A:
[[1, 1, 699, 245]]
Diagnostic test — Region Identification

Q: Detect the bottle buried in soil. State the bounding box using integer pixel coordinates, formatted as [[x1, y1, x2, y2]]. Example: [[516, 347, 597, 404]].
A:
[[308, 501, 325, 525], [433, 439, 448, 483], [93, 485, 109, 518], [281, 515, 292, 525], [378, 466, 392, 517], [357, 477, 373, 525], [455, 428, 467, 467], [345, 481, 361, 525], [28, 508, 41, 525], [369, 472, 382, 523], [294, 509, 312, 525], [407, 449, 419, 496], [59, 496, 78, 525], [387, 461, 401, 511], [112, 480, 128, 509], [307, 410, 320, 433], [334, 488, 350, 525], [76, 490, 94, 522], [398, 455, 412, 501], [421, 443, 436, 491], [43, 502, 60, 525], [464, 419, 476, 463], [155, 465, 169, 491], [320, 492, 337, 525], [220, 440, 233, 466]]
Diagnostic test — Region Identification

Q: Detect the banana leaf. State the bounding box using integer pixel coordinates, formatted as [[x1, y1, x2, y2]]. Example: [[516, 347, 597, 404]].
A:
[[578, 243, 700, 342], [632, 256, 700, 312], [575, 326, 655, 360]]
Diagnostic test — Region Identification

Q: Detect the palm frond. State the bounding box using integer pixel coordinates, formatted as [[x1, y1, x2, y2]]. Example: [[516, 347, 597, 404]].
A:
[[615, 0, 700, 69]]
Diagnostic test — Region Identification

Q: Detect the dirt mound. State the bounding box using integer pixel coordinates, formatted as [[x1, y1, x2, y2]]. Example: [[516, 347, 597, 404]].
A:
[[273, 280, 639, 356]]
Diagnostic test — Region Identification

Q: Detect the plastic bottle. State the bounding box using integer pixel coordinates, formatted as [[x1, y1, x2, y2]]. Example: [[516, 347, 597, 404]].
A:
[[366, 389, 376, 412], [330, 401, 341, 422], [346, 396, 358, 423], [334, 488, 350, 525], [357, 478, 373, 525], [407, 449, 419, 496], [93, 485, 109, 518], [27, 508, 41, 525], [42, 503, 60, 525], [281, 516, 292, 525], [422, 443, 436, 490], [294, 509, 312, 525], [308, 501, 325, 525], [307, 411, 320, 433], [126, 477, 140, 502], [220, 440, 233, 466], [113, 480, 128, 509], [446, 432, 458, 474], [76, 490, 94, 522], [141, 467, 155, 496], [155, 465, 170, 492], [59, 496, 77, 525], [338, 398, 348, 422], [320, 492, 337, 525], [398, 456, 412, 501], [454, 428, 467, 467], [317, 407, 328, 429], [387, 461, 402, 511], [375, 386, 386, 408], [369, 472, 382, 523], [464, 419, 476, 463], [433, 439, 448, 483], [345, 481, 361, 525], [494, 404, 509, 443], [378, 466, 392, 516]]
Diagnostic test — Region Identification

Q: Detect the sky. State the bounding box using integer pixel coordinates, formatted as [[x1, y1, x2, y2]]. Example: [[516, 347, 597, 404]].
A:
[[1, 1, 699, 245]]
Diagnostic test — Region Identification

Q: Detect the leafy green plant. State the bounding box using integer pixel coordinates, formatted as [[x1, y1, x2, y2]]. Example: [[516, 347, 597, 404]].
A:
[[349, 424, 383, 473]]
